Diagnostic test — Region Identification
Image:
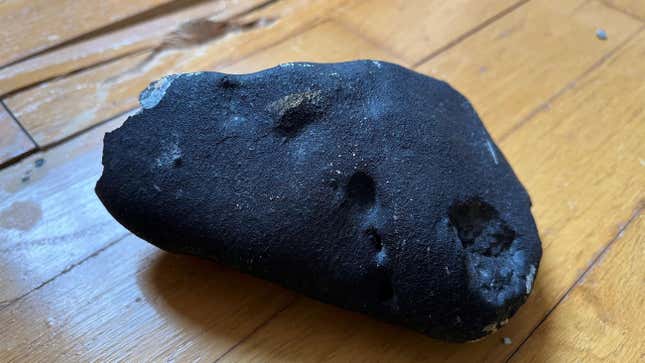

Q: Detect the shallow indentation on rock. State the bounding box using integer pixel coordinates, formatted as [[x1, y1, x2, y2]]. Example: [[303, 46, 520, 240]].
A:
[[218, 76, 238, 89], [346, 171, 376, 208], [156, 142, 182, 168], [449, 198, 514, 256], [269, 90, 325, 137], [172, 156, 182, 168], [377, 276, 394, 302], [365, 227, 382, 251]]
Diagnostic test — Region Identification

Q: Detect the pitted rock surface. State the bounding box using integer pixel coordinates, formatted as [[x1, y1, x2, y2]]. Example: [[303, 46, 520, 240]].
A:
[[96, 60, 542, 342]]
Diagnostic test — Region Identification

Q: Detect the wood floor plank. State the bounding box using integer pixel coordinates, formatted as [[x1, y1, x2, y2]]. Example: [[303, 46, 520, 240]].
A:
[[0, 0, 268, 96], [0, 104, 34, 165], [0, 0, 177, 67], [218, 20, 406, 74], [0, 115, 130, 305], [3, 0, 348, 147], [0, 234, 295, 362], [416, 0, 643, 141], [606, 0, 645, 19], [511, 213, 643, 363], [212, 24, 645, 363], [335, 0, 521, 64]]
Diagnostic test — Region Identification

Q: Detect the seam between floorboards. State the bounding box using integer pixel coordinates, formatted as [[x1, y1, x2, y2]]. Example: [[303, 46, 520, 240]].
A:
[[0, 0, 281, 99], [498, 24, 645, 143], [505, 202, 644, 362], [0, 232, 130, 312], [0, 48, 151, 99], [0, 99, 38, 148], [412, 0, 531, 68], [212, 296, 299, 362], [0, 106, 137, 171], [600, 0, 645, 23], [0, 0, 280, 71]]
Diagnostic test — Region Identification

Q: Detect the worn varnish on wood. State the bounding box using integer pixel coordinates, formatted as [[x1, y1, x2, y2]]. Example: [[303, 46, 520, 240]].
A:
[[0, 0, 643, 361]]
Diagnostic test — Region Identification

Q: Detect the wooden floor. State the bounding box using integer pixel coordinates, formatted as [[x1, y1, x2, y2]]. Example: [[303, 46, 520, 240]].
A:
[[0, 0, 643, 361]]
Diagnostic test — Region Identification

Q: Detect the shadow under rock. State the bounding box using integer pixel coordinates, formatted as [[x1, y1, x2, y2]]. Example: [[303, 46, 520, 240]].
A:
[[138, 250, 551, 362]]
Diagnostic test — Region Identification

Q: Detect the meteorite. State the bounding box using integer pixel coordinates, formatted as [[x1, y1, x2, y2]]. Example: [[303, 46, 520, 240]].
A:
[[96, 60, 541, 342]]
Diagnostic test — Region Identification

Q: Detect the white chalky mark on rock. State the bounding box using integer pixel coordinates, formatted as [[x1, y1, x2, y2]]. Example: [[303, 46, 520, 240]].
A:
[[375, 250, 387, 267], [525, 265, 536, 294], [156, 142, 181, 167], [140, 74, 179, 109], [482, 322, 498, 333], [486, 140, 499, 165], [371, 60, 382, 68]]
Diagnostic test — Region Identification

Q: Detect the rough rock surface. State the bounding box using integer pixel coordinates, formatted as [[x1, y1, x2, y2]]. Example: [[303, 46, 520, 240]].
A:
[[96, 60, 542, 342]]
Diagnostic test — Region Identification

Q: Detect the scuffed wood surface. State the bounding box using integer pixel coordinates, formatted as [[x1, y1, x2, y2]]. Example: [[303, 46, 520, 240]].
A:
[[0, 116, 129, 305], [0, 0, 643, 361]]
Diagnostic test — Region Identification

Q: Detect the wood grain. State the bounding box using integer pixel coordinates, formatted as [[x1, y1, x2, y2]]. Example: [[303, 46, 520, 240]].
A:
[[416, 0, 642, 141], [335, 0, 521, 64], [511, 213, 643, 363], [0, 0, 268, 96], [209, 21, 645, 363], [0, 0, 176, 67], [0, 104, 34, 165], [3, 0, 348, 147]]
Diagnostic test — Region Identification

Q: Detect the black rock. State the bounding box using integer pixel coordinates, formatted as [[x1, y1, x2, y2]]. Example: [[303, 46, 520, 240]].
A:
[[96, 60, 541, 342]]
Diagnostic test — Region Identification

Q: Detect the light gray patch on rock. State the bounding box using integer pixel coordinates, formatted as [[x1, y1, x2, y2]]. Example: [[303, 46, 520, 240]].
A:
[[140, 74, 180, 109]]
